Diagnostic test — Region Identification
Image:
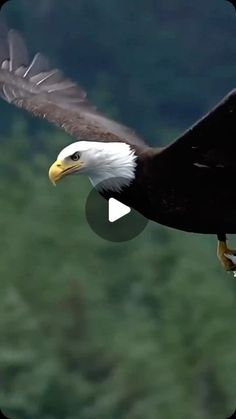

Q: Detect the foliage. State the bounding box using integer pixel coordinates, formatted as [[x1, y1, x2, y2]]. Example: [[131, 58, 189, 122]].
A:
[[2, 0, 236, 143], [0, 1, 235, 418], [0, 125, 234, 419]]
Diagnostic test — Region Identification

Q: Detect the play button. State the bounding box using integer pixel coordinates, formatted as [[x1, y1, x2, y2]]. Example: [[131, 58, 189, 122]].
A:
[[108, 198, 131, 222], [85, 179, 148, 242]]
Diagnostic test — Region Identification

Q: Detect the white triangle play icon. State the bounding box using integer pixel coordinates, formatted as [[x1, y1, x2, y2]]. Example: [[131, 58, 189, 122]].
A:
[[108, 198, 131, 223]]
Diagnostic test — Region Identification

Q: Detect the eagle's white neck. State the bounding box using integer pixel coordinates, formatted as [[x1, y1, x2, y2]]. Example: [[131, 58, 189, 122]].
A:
[[87, 142, 137, 192]]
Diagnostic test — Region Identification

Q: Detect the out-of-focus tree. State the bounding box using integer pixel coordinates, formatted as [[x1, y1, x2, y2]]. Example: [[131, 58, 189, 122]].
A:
[[0, 0, 235, 418], [0, 126, 234, 419], [2, 0, 236, 143]]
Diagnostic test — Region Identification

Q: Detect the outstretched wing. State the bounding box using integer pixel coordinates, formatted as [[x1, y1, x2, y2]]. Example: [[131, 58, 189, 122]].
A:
[[0, 24, 146, 146], [162, 89, 236, 169]]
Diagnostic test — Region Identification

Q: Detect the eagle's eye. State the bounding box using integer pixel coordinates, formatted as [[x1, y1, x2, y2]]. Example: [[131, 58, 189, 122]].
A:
[[71, 152, 80, 161]]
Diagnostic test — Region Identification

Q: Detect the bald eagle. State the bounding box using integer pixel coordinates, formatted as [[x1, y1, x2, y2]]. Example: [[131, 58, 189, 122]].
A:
[[0, 13, 236, 272]]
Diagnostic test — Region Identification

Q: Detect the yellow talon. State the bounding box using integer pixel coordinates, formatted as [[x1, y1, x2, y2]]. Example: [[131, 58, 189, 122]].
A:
[[217, 240, 236, 272]]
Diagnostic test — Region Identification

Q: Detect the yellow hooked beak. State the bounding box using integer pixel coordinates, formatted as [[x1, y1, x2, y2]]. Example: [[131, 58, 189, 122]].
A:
[[48, 160, 82, 185]]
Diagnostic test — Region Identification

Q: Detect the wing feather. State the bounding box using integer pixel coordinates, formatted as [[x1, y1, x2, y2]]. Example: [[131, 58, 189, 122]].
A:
[[161, 90, 236, 168], [8, 30, 29, 71], [23, 53, 50, 79], [0, 23, 146, 146]]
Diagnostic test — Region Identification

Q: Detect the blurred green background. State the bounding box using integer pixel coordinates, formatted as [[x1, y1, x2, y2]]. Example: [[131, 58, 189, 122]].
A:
[[0, 1, 236, 418]]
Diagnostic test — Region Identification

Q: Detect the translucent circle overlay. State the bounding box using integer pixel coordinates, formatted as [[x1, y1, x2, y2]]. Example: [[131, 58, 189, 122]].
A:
[[85, 179, 148, 242]]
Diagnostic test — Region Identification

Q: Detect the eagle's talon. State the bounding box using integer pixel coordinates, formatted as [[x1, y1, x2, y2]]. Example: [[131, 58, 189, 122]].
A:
[[217, 239, 236, 272], [224, 253, 236, 265]]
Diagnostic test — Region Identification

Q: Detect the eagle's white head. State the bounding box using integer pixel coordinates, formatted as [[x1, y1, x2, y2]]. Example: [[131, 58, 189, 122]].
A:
[[48, 141, 137, 192]]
